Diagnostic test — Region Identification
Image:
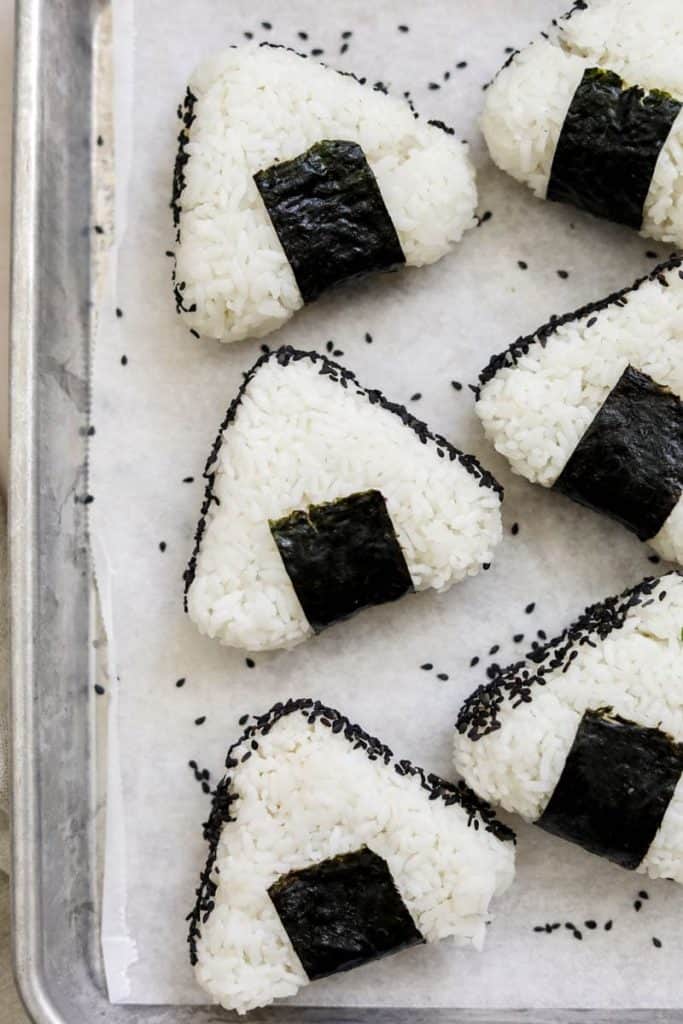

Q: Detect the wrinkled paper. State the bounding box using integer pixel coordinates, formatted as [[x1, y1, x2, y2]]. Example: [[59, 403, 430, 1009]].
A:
[[93, 0, 683, 1007]]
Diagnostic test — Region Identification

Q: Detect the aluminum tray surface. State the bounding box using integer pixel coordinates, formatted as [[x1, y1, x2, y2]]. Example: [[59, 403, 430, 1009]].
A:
[[9, 1, 683, 1021]]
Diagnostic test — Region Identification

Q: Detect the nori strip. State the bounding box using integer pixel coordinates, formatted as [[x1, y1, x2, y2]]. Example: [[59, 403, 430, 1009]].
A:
[[538, 709, 683, 869], [254, 140, 405, 303], [270, 489, 413, 632], [554, 364, 683, 541], [268, 846, 424, 980], [547, 68, 682, 229]]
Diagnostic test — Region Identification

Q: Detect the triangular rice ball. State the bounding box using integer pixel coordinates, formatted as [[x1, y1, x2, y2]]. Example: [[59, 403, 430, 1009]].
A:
[[172, 43, 477, 343], [189, 698, 515, 1013], [454, 571, 683, 881], [185, 347, 503, 651]]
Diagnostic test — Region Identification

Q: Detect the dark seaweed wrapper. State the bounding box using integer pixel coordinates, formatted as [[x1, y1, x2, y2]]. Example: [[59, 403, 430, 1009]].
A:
[[538, 709, 683, 869], [547, 67, 682, 229], [254, 140, 405, 303], [268, 846, 424, 980], [554, 364, 683, 541], [270, 489, 413, 633]]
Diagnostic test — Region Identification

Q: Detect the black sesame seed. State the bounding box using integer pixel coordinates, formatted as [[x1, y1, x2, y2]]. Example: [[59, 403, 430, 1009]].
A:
[[120, 355, 128, 365], [645, 250, 658, 259], [421, 663, 433, 671], [451, 380, 462, 391], [482, 562, 491, 570], [573, 930, 583, 940], [165, 250, 174, 257], [245, 657, 255, 668], [176, 678, 186, 688], [188, 759, 197, 769], [525, 602, 535, 614], [342, 30, 352, 39], [585, 920, 597, 929], [634, 900, 642, 911], [639, 890, 649, 900], [518, 260, 528, 270], [244, 31, 253, 39], [470, 656, 480, 667], [239, 714, 249, 725], [513, 634, 524, 643], [511, 522, 519, 536], [311, 48, 324, 56], [428, 82, 440, 90], [183, 476, 194, 484], [195, 716, 206, 726], [533, 925, 544, 932], [201, 781, 211, 794], [605, 920, 613, 931], [340, 43, 349, 54], [94, 684, 105, 695], [480, 210, 492, 223], [557, 269, 569, 279], [648, 555, 661, 564], [489, 645, 500, 655], [159, 541, 167, 552], [437, 673, 449, 681], [411, 393, 422, 401], [365, 331, 373, 343], [116, 307, 123, 318], [653, 937, 662, 948], [97, 134, 104, 146], [298, 31, 308, 40], [261, 21, 272, 29], [456, 60, 468, 69], [398, 24, 409, 32], [94, 225, 104, 235], [537, 629, 547, 640], [333, 349, 343, 357]]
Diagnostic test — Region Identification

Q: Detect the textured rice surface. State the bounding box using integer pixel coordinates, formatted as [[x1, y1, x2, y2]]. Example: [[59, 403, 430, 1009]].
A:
[[476, 256, 683, 563], [192, 699, 515, 1014], [186, 348, 503, 651], [453, 572, 683, 883], [482, 2, 683, 246], [173, 44, 477, 343]]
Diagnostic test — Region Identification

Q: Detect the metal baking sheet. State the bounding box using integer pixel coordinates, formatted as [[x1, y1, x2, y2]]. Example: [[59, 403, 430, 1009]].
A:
[[9, 0, 683, 1021]]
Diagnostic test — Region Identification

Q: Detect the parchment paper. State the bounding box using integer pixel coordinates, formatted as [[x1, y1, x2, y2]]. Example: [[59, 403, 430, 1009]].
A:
[[93, 0, 683, 1007]]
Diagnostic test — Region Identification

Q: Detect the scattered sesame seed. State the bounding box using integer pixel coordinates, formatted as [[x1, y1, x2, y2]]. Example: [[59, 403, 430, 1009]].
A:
[[511, 522, 519, 536], [645, 250, 658, 259], [586, 317, 597, 327], [604, 920, 613, 931], [298, 31, 308, 40], [94, 684, 105, 695], [398, 24, 409, 32], [365, 331, 373, 343], [159, 541, 167, 552], [648, 555, 661, 564], [190, 329, 200, 339], [437, 672, 449, 681], [411, 392, 422, 401], [176, 678, 186, 688], [239, 714, 249, 725], [639, 890, 649, 900], [244, 31, 253, 39], [653, 937, 662, 948], [634, 900, 642, 911], [201, 781, 211, 794], [97, 134, 104, 146], [326, 340, 334, 352], [115, 307, 123, 318], [585, 920, 597, 929], [245, 657, 255, 668], [482, 562, 491, 571], [456, 60, 468, 69], [120, 355, 128, 365], [489, 645, 500, 655], [311, 48, 324, 56], [333, 349, 343, 357], [513, 633, 524, 643], [428, 82, 440, 90], [165, 250, 174, 257], [94, 225, 104, 235], [451, 380, 462, 391], [557, 269, 569, 279], [470, 656, 480, 667], [421, 663, 433, 671], [194, 716, 206, 726], [342, 30, 352, 38], [479, 210, 492, 223], [525, 602, 536, 614], [537, 629, 547, 640], [261, 20, 272, 29], [183, 476, 194, 484], [340, 43, 349, 54], [518, 260, 528, 270]]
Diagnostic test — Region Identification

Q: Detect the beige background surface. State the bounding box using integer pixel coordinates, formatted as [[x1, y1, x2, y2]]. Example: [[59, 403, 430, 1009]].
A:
[[1, 2, 28, 1022]]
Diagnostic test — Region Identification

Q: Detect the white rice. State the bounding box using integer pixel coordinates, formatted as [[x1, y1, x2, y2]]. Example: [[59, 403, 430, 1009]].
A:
[[453, 571, 683, 883], [193, 701, 515, 1014], [476, 257, 683, 564], [174, 44, 477, 343], [186, 349, 503, 651], [482, 12, 683, 247]]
